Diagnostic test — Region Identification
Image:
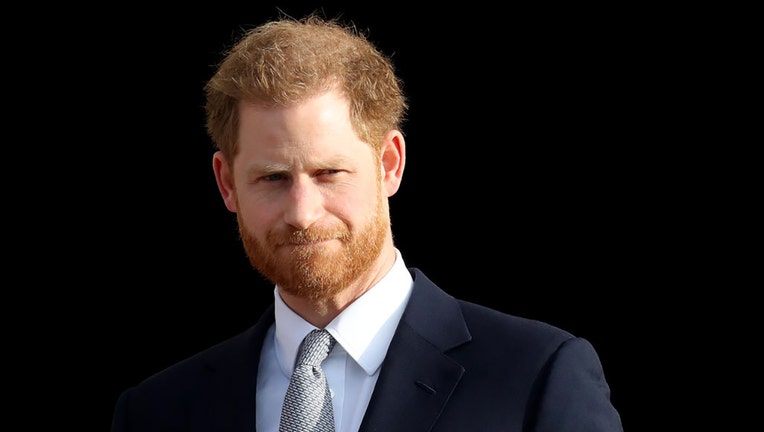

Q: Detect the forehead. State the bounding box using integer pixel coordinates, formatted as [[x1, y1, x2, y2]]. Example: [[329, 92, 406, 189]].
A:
[[239, 90, 352, 134], [235, 91, 374, 164]]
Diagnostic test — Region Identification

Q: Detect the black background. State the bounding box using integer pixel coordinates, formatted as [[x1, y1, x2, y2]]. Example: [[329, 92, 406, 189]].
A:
[[19, 3, 667, 430]]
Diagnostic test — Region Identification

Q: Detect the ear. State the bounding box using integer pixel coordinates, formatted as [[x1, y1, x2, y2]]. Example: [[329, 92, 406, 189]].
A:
[[212, 151, 238, 212], [380, 130, 406, 197]]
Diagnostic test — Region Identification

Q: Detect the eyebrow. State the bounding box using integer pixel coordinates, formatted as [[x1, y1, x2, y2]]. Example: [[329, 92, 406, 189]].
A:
[[249, 156, 354, 174]]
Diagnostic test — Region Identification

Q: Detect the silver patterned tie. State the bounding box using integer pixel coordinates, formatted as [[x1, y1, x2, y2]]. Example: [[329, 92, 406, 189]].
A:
[[279, 329, 337, 432]]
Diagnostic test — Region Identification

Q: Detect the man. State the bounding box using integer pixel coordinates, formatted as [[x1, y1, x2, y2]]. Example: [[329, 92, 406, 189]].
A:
[[111, 15, 623, 431]]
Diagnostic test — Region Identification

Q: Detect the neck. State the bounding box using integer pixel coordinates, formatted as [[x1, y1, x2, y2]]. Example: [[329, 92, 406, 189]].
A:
[[279, 244, 397, 327]]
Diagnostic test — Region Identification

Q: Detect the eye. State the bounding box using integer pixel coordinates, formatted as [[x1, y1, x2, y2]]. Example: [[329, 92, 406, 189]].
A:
[[318, 169, 342, 176], [262, 173, 287, 182]]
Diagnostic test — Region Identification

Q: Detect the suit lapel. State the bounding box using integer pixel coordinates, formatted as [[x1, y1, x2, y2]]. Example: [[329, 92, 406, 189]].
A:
[[196, 270, 468, 431], [204, 307, 275, 432], [359, 269, 471, 431]]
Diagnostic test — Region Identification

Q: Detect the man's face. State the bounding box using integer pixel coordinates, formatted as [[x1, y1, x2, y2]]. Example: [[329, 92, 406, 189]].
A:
[[231, 90, 389, 301]]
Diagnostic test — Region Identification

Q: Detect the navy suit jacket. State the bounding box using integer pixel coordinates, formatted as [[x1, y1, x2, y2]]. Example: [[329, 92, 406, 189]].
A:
[[112, 268, 623, 431]]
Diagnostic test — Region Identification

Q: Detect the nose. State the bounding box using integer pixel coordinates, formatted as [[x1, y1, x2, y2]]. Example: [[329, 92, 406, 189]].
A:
[[282, 176, 324, 230]]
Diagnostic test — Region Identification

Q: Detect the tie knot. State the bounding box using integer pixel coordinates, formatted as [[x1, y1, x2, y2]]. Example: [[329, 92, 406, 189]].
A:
[[296, 329, 336, 367]]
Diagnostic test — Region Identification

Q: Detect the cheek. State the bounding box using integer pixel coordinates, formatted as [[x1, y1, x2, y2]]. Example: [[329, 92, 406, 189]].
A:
[[236, 196, 277, 233], [331, 185, 380, 226]]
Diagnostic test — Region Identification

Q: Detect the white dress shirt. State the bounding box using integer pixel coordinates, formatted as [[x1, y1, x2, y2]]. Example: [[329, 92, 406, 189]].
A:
[[256, 249, 414, 432]]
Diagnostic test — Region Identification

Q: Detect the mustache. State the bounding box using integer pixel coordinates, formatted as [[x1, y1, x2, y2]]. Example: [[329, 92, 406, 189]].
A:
[[272, 227, 351, 245]]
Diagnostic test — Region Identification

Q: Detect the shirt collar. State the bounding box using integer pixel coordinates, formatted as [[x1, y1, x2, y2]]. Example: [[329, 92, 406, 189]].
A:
[[274, 248, 413, 376]]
